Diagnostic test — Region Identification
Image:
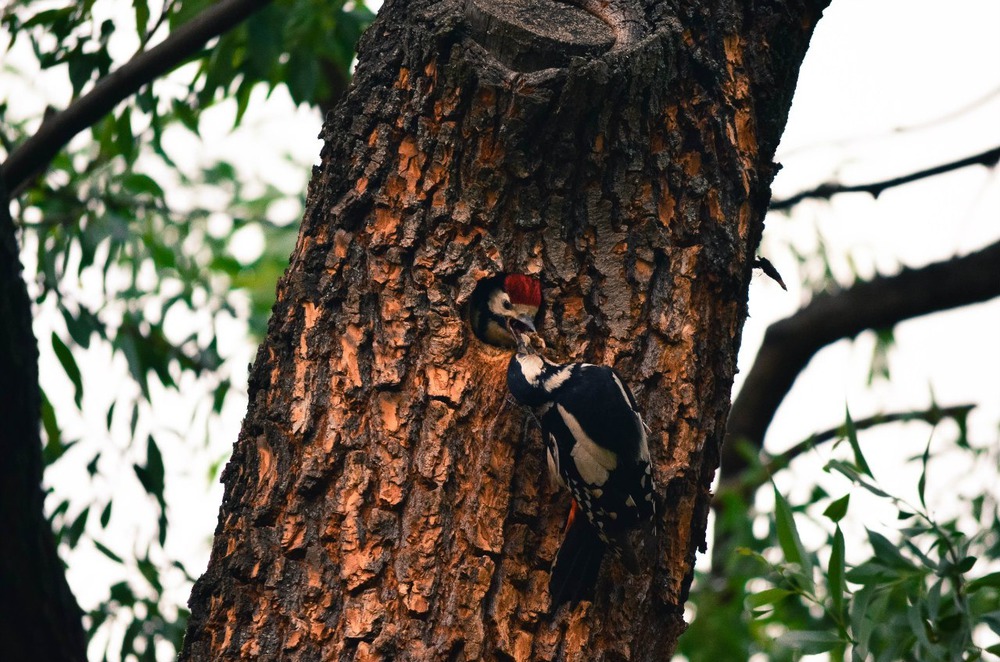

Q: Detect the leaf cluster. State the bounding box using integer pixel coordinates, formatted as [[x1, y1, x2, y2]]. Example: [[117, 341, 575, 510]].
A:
[[680, 409, 1000, 661]]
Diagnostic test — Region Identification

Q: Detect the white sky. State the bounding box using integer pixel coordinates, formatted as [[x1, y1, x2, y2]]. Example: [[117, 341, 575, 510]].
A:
[[3, 0, 999, 659]]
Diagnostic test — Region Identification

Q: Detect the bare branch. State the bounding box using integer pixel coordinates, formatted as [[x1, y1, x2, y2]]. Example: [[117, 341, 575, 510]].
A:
[[722, 239, 1000, 481], [769, 146, 1000, 210], [0, 0, 271, 196]]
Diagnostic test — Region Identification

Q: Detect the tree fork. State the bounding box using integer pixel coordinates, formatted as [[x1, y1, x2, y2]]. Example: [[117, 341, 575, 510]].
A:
[[182, 0, 826, 659]]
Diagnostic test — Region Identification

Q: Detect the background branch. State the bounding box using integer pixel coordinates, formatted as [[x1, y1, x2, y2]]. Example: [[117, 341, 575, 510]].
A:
[[0, 0, 270, 196], [722, 239, 1000, 480], [770, 146, 1000, 210], [720, 404, 974, 501]]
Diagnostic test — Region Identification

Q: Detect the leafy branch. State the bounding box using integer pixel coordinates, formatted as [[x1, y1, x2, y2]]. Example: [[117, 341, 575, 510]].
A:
[[1, 0, 272, 196]]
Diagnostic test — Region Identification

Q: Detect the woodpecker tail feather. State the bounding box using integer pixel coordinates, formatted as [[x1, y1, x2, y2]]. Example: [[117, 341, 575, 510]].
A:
[[549, 513, 606, 608]]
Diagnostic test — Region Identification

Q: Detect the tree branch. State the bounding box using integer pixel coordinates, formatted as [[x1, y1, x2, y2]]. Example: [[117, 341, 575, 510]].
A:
[[0, 162, 87, 660], [720, 404, 974, 499], [0, 0, 271, 196], [722, 239, 1000, 480], [770, 146, 1000, 210]]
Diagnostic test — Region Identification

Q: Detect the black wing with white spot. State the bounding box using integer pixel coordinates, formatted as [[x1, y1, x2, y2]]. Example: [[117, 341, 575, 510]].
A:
[[540, 364, 655, 540]]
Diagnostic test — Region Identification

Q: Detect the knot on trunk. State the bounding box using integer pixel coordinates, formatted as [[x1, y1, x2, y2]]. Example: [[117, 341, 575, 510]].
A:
[[465, 0, 646, 72]]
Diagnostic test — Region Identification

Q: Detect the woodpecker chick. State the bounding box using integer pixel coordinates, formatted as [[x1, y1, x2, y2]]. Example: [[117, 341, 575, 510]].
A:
[[468, 274, 542, 347], [506, 341, 656, 607]]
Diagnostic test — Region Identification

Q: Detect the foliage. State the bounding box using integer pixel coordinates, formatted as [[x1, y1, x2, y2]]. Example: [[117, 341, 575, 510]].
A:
[[1, 0, 373, 659], [679, 407, 1000, 661]]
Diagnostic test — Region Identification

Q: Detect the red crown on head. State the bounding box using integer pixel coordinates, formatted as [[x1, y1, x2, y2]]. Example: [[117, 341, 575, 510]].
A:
[[504, 274, 542, 308]]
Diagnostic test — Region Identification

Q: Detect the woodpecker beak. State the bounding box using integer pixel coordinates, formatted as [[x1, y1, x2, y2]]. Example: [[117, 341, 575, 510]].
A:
[[506, 314, 536, 344], [514, 314, 536, 333]]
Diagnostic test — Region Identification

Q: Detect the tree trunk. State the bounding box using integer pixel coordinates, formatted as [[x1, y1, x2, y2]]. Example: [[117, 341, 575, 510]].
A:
[[0, 184, 87, 658], [182, 0, 826, 659]]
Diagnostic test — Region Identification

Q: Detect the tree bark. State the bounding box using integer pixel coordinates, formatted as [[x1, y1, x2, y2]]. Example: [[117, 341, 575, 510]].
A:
[[182, 0, 827, 659], [0, 187, 87, 657]]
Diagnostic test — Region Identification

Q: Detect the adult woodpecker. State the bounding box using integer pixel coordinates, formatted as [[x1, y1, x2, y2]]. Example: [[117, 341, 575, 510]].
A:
[[506, 334, 656, 607], [467, 273, 543, 347]]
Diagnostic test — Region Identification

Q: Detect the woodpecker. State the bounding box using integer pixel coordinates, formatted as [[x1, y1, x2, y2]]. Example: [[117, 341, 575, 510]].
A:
[[506, 335, 656, 607], [468, 273, 543, 347]]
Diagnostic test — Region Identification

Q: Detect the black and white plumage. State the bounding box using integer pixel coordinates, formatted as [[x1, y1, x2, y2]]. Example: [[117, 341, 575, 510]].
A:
[[506, 346, 656, 606]]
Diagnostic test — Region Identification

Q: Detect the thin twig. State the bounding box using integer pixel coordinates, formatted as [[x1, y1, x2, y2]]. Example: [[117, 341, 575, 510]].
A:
[[770, 146, 1000, 210]]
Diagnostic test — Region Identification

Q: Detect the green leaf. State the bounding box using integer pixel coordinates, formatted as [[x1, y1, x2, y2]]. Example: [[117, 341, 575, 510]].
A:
[[826, 460, 892, 498], [845, 560, 895, 585], [824, 494, 850, 523], [966, 571, 1000, 592], [954, 556, 977, 574], [60, 305, 92, 349], [982, 611, 1000, 637], [746, 587, 794, 611], [109, 580, 135, 606], [918, 432, 932, 509], [134, 0, 150, 40], [65, 506, 90, 547], [842, 406, 874, 478], [775, 630, 843, 654], [40, 389, 67, 465], [93, 540, 123, 564], [51, 332, 84, 409], [906, 601, 934, 650], [115, 106, 136, 163], [134, 435, 166, 507], [285, 49, 320, 104], [122, 172, 165, 199], [851, 584, 876, 654], [772, 484, 812, 587], [212, 379, 231, 414], [67, 49, 95, 95], [99, 501, 112, 528], [867, 529, 915, 570], [137, 555, 163, 592], [829, 526, 846, 617], [105, 401, 116, 432]]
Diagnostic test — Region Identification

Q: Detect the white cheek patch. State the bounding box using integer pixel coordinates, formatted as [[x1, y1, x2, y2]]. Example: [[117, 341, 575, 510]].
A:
[[558, 404, 617, 486], [488, 291, 510, 316]]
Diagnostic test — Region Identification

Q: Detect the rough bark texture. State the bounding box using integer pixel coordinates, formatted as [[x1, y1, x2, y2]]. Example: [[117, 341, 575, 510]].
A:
[[183, 0, 827, 659], [0, 185, 87, 658]]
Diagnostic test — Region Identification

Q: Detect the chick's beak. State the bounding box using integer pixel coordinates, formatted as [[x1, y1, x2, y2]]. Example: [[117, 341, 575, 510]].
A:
[[515, 314, 536, 333]]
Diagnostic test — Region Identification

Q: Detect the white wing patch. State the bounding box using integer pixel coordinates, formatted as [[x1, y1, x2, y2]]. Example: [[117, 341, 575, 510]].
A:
[[610, 371, 651, 463], [638, 422, 651, 463], [610, 372, 631, 406], [546, 435, 565, 489], [543, 366, 573, 392], [558, 404, 617, 486]]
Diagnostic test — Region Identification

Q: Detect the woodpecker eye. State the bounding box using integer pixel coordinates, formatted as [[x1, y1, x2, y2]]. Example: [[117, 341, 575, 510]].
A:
[[502, 298, 513, 310]]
